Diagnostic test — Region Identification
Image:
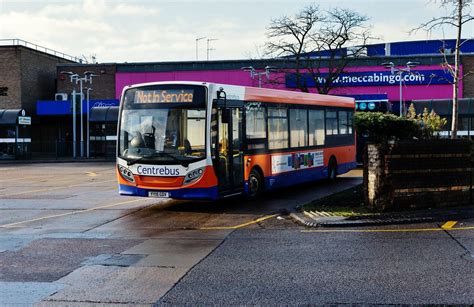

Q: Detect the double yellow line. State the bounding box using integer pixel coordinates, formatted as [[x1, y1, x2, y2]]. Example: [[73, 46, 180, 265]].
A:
[[200, 214, 279, 230], [302, 220, 474, 233]]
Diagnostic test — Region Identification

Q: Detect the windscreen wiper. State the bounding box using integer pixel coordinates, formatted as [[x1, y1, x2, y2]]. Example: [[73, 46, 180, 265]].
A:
[[126, 152, 189, 167], [153, 152, 190, 167], [126, 156, 145, 166]]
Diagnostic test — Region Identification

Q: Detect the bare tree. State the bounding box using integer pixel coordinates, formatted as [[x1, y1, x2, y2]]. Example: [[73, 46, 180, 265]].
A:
[[413, 0, 473, 138], [265, 4, 373, 94]]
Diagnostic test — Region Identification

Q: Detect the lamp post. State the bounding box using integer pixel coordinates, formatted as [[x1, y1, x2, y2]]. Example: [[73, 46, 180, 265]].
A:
[[241, 66, 277, 88], [382, 61, 419, 117], [86, 87, 93, 158], [61, 72, 79, 158], [61, 71, 98, 158], [195, 37, 206, 60], [206, 38, 218, 61]]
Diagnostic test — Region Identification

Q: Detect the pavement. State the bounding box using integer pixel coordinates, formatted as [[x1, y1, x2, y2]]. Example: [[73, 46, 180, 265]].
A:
[[1, 163, 473, 305]]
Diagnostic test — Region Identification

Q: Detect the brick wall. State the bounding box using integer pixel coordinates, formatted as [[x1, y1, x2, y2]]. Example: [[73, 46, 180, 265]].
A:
[[0, 46, 72, 114], [20, 48, 71, 113], [56, 64, 116, 100], [462, 55, 474, 98], [364, 139, 472, 211], [0, 47, 22, 110]]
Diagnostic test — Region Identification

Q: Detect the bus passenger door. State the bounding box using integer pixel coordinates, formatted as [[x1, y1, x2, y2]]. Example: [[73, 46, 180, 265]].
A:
[[216, 108, 244, 197]]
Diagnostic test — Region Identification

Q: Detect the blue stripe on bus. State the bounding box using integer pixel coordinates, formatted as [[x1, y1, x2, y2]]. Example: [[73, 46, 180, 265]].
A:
[[121, 161, 356, 199], [119, 184, 219, 200], [258, 161, 357, 191]]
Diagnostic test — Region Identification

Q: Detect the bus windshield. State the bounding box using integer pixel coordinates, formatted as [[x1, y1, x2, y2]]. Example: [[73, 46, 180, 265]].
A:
[[119, 108, 206, 166]]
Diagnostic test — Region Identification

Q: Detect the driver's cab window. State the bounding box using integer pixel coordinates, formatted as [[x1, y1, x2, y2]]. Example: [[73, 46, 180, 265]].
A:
[[185, 110, 206, 154], [121, 108, 206, 160]]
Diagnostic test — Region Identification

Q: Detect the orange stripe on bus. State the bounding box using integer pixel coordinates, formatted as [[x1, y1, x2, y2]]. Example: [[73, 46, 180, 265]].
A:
[[117, 165, 218, 190], [244, 87, 354, 108]]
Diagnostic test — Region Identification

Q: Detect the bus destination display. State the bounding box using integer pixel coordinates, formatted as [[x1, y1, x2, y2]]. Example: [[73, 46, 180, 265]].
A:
[[134, 89, 194, 103]]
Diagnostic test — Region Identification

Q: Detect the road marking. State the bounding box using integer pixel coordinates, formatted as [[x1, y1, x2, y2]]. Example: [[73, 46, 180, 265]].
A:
[[0, 179, 116, 197], [200, 214, 279, 230], [0, 175, 56, 183], [441, 221, 457, 229], [86, 172, 98, 177], [301, 225, 474, 233], [0, 198, 146, 228]]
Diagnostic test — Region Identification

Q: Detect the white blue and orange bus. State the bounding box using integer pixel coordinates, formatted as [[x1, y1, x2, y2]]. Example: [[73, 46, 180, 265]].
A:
[[116, 81, 356, 200]]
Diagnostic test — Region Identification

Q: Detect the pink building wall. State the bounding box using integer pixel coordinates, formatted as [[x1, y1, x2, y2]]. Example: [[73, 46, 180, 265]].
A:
[[115, 65, 462, 101]]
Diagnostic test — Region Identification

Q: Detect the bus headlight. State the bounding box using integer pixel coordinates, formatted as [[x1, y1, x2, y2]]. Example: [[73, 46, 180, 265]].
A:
[[183, 167, 205, 185], [118, 165, 135, 183]]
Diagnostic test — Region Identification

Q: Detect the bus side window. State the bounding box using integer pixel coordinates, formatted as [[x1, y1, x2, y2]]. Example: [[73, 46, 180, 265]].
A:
[[211, 108, 218, 159]]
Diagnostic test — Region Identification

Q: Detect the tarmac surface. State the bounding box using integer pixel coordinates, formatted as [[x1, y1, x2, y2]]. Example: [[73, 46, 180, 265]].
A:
[[0, 162, 473, 305], [160, 228, 474, 305]]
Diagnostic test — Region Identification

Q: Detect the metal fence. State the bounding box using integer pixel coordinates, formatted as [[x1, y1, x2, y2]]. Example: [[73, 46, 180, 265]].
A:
[[0, 39, 83, 63]]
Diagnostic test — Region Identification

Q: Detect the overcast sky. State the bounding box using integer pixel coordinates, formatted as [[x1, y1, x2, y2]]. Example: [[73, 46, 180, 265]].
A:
[[0, 0, 472, 63]]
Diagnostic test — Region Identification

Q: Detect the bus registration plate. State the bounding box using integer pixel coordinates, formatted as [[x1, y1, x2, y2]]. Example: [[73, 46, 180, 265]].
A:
[[148, 191, 170, 198]]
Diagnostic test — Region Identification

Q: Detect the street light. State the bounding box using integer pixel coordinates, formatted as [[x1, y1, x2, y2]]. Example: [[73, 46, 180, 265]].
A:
[[241, 66, 278, 88], [206, 38, 218, 60], [195, 37, 206, 60], [85, 87, 93, 158], [381, 61, 419, 117], [60, 71, 98, 158]]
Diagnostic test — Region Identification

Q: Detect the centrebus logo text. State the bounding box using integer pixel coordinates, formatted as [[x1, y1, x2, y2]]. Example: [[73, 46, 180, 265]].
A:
[[136, 165, 181, 176]]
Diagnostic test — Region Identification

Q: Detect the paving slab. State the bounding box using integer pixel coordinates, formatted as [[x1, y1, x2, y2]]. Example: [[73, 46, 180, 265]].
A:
[[42, 265, 186, 304], [124, 238, 223, 268], [0, 281, 63, 305], [38, 302, 151, 307], [0, 236, 34, 252], [0, 238, 142, 282]]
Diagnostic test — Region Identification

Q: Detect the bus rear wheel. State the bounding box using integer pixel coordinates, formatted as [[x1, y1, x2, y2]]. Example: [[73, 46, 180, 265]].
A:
[[248, 169, 263, 198], [328, 158, 338, 181]]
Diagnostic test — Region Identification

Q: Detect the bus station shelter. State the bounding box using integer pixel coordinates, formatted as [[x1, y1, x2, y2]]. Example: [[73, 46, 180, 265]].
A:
[[0, 109, 31, 160], [89, 106, 119, 158]]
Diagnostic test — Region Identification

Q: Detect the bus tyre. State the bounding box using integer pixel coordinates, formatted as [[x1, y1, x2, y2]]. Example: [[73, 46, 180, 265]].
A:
[[248, 169, 263, 198], [328, 158, 337, 181]]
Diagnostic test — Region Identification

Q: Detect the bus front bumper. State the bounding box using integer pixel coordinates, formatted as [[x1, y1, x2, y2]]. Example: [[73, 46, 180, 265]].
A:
[[119, 184, 219, 201]]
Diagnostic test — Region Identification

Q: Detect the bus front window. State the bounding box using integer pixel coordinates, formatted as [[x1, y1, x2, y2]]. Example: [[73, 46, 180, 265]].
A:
[[119, 108, 206, 165]]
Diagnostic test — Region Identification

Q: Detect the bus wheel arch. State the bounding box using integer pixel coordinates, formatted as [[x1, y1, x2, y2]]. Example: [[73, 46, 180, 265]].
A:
[[328, 156, 338, 180], [248, 166, 264, 197]]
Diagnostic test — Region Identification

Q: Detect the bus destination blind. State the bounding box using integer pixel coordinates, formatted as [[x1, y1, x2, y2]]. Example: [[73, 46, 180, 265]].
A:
[[134, 89, 194, 103]]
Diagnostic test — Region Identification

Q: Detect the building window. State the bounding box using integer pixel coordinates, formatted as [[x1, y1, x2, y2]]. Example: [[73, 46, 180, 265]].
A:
[[348, 112, 353, 134], [245, 103, 266, 139], [326, 111, 338, 135], [268, 107, 288, 149], [339, 111, 348, 134], [290, 109, 308, 148], [309, 110, 325, 146]]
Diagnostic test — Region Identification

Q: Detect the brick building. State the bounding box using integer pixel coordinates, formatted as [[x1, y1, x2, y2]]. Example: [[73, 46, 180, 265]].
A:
[[0, 40, 76, 114], [0, 40, 79, 159], [56, 63, 116, 100]]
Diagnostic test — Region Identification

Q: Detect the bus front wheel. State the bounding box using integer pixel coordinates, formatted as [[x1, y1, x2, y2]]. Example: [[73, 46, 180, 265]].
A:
[[248, 169, 263, 197]]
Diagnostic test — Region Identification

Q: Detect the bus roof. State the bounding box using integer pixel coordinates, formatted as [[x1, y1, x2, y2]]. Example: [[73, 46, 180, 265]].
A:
[[244, 86, 355, 108], [122, 81, 355, 109]]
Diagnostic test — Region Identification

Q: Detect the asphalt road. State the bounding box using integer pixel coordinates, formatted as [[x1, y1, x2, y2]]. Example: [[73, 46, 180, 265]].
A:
[[160, 227, 474, 305], [0, 162, 473, 305]]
